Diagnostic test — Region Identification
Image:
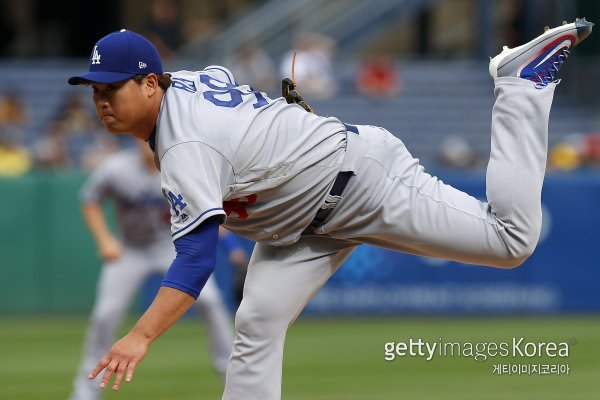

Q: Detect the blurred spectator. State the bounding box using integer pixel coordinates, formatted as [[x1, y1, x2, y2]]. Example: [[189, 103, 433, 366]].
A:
[[582, 133, 600, 168], [225, 41, 277, 93], [33, 120, 72, 170], [0, 89, 30, 144], [59, 91, 99, 160], [142, 0, 185, 59], [0, 89, 28, 127], [0, 89, 32, 176], [279, 32, 337, 99], [356, 56, 401, 99], [548, 142, 581, 171], [60, 92, 97, 132], [437, 135, 483, 170], [548, 132, 600, 171], [0, 130, 32, 176]]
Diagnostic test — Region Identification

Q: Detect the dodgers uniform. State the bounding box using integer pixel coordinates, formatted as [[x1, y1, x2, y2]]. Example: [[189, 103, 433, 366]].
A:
[[152, 66, 554, 399], [70, 148, 233, 400]]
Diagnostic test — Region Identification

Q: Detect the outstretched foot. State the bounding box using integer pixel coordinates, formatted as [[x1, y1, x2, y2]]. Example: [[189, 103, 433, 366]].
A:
[[489, 18, 594, 87]]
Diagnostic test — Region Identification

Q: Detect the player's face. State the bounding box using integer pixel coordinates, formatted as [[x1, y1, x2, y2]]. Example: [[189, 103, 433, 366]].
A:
[[89, 79, 151, 135]]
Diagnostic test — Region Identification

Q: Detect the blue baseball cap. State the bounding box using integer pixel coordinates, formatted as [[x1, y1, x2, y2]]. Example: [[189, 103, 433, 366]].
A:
[[68, 29, 163, 85]]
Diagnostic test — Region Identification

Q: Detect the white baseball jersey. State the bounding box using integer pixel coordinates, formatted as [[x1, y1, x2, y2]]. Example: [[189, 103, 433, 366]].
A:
[[154, 66, 350, 245], [80, 148, 171, 245]]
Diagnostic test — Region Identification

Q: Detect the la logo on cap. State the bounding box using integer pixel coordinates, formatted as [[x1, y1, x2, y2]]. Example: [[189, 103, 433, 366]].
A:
[[91, 46, 101, 65]]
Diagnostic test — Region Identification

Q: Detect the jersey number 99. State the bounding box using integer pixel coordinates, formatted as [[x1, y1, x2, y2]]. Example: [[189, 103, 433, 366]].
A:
[[200, 75, 268, 109]]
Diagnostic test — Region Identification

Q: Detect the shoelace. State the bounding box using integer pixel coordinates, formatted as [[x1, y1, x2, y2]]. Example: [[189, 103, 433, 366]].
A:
[[533, 48, 571, 88]]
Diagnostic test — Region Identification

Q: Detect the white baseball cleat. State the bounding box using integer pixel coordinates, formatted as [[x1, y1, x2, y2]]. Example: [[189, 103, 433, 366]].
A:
[[489, 18, 594, 87]]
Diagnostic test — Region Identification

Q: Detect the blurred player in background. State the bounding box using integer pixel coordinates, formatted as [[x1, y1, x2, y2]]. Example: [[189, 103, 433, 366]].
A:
[[218, 226, 249, 308], [69, 140, 233, 400]]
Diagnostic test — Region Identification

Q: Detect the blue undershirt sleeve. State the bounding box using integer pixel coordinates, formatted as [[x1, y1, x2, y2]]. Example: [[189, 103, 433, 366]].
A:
[[162, 217, 221, 299]]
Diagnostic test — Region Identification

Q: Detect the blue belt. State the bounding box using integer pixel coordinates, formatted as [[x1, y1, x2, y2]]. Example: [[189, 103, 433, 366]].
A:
[[312, 123, 359, 225]]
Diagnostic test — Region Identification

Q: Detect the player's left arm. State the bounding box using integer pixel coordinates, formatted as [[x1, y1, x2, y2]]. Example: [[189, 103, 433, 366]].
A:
[[88, 217, 221, 391]]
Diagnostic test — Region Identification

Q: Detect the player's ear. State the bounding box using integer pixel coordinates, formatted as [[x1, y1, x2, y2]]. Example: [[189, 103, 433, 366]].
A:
[[145, 73, 159, 96]]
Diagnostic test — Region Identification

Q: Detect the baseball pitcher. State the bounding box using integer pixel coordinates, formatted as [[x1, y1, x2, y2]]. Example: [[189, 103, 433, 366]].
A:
[[67, 20, 593, 400]]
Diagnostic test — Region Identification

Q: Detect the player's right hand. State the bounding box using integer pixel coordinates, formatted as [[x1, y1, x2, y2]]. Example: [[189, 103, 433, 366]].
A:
[[89, 331, 150, 391], [98, 236, 123, 261]]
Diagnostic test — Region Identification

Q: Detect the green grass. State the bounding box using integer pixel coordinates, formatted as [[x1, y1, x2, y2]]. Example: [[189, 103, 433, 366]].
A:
[[1, 315, 599, 399]]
